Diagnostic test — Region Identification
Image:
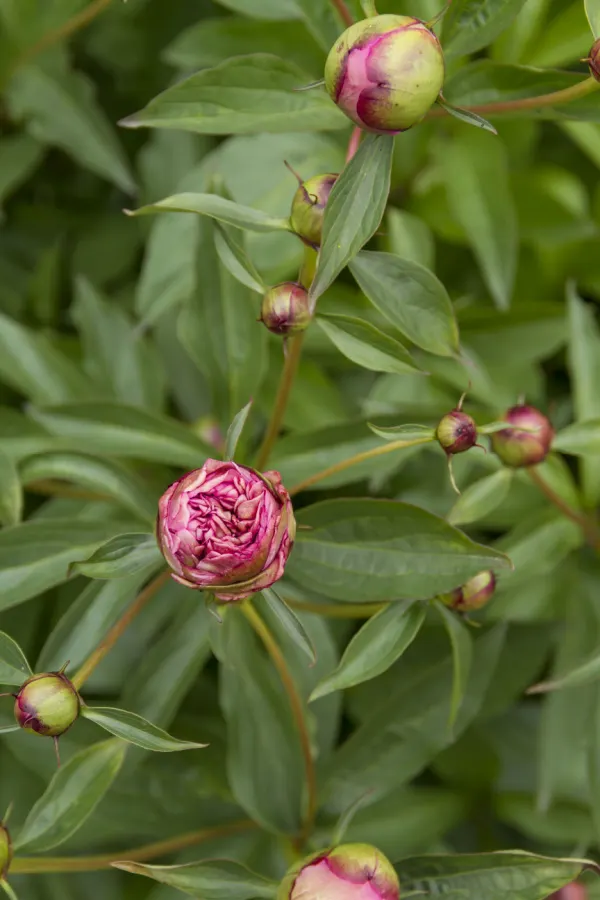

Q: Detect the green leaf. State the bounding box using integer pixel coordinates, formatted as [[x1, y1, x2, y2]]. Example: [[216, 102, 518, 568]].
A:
[[368, 424, 436, 443], [0, 631, 32, 686], [448, 468, 514, 525], [214, 226, 266, 295], [398, 851, 594, 900], [439, 127, 517, 310], [288, 499, 512, 603], [349, 251, 460, 356], [386, 208, 435, 270], [14, 739, 126, 854], [260, 588, 316, 666], [225, 400, 254, 462], [114, 859, 278, 899], [310, 600, 426, 701], [554, 419, 600, 455], [0, 520, 131, 612], [567, 284, 600, 505], [127, 192, 290, 233], [28, 403, 211, 469], [19, 452, 157, 523], [0, 448, 22, 527], [7, 64, 134, 192], [437, 96, 497, 134], [81, 706, 207, 752], [317, 313, 422, 375], [72, 533, 163, 580], [121, 55, 346, 135], [436, 601, 473, 731], [585, 0, 600, 37], [310, 134, 395, 304], [443, 0, 528, 58], [214, 0, 298, 17], [529, 646, 600, 694], [0, 134, 44, 207], [291, 0, 346, 51]]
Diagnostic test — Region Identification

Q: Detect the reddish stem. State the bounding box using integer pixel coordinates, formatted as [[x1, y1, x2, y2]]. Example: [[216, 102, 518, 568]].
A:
[[330, 0, 354, 27], [346, 127, 363, 162]]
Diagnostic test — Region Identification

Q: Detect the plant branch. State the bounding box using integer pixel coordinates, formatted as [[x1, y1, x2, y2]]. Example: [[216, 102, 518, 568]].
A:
[[527, 467, 600, 551], [285, 597, 385, 618], [331, 0, 355, 27], [241, 600, 317, 846], [428, 77, 600, 120], [288, 436, 433, 496], [255, 334, 305, 471], [11, 820, 254, 874], [71, 569, 170, 690]]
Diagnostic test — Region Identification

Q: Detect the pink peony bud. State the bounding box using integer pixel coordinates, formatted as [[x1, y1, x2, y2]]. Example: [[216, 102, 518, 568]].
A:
[[157, 460, 296, 603], [491, 404, 554, 468], [588, 39, 600, 82], [436, 409, 477, 455], [278, 844, 400, 900], [325, 14, 444, 133], [261, 283, 312, 336], [14, 672, 80, 738], [290, 173, 338, 247], [440, 570, 496, 612]]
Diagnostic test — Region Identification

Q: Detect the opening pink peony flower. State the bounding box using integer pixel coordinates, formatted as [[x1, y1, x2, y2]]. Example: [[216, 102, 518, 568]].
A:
[[157, 459, 296, 603], [279, 844, 400, 900]]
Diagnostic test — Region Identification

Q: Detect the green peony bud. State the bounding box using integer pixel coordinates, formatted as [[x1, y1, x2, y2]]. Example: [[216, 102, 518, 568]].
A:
[[587, 39, 600, 82], [440, 570, 496, 612], [260, 282, 312, 336], [14, 672, 80, 738], [0, 824, 11, 880], [436, 409, 477, 455], [290, 173, 338, 247], [491, 404, 554, 468], [325, 14, 444, 133], [278, 843, 400, 900]]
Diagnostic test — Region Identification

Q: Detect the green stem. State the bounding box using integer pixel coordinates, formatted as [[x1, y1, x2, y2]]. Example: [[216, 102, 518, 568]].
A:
[[72, 569, 170, 690], [288, 436, 433, 496], [361, 0, 378, 16], [241, 600, 316, 847], [428, 76, 600, 120], [11, 821, 254, 874], [527, 467, 600, 551], [0, 881, 18, 900], [331, 0, 355, 26]]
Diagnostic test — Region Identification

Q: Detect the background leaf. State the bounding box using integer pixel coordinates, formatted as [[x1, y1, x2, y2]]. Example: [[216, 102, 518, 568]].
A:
[[81, 706, 207, 752], [114, 859, 278, 899]]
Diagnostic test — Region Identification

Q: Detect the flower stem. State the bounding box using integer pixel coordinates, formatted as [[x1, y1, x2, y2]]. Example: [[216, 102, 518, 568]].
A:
[[527, 467, 600, 551], [346, 127, 363, 163], [241, 600, 317, 846], [254, 334, 305, 471], [288, 436, 433, 496], [71, 569, 170, 690], [0, 881, 18, 900], [428, 76, 600, 120], [285, 597, 385, 618], [11, 820, 254, 874], [331, 0, 355, 27]]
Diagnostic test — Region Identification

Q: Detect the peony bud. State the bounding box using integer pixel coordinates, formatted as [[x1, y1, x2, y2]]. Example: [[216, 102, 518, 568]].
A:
[[157, 459, 296, 603], [436, 409, 477, 455], [260, 282, 312, 336], [491, 404, 554, 468], [440, 570, 496, 612], [290, 173, 338, 247], [278, 844, 400, 900], [325, 14, 445, 133], [14, 672, 80, 737], [587, 39, 600, 82], [0, 824, 11, 879]]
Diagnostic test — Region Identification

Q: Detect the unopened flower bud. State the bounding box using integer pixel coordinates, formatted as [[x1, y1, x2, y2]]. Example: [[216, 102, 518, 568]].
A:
[[15, 672, 80, 738], [290, 173, 338, 247], [588, 39, 600, 81], [436, 409, 477, 455], [278, 844, 400, 900], [440, 570, 496, 612], [325, 14, 445, 133], [0, 825, 11, 879], [491, 404, 554, 468], [260, 282, 312, 336]]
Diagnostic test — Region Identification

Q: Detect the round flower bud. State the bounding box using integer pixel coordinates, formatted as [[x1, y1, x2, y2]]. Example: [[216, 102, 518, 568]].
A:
[[0, 824, 11, 879], [278, 844, 400, 900], [491, 404, 554, 468], [290, 173, 338, 247], [588, 39, 600, 82], [14, 672, 80, 737], [260, 283, 312, 336], [157, 460, 296, 603], [325, 14, 445, 133], [440, 570, 496, 612], [436, 409, 477, 455]]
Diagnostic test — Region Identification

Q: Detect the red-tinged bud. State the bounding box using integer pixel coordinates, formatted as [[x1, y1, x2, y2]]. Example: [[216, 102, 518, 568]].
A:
[[550, 883, 587, 900], [290, 173, 338, 247], [278, 844, 400, 900], [436, 409, 477, 455], [440, 570, 496, 612], [588, 39, 600, 82], [260, 282, 312, 336], [325, 14, 445, 133], [14, 672, 80, 738], [0, 824, 11, 879], [491, 404, 554, 468]]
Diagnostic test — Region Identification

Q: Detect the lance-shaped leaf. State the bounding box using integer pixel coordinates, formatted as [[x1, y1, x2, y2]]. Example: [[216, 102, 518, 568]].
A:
[[0, 632, 32, 686], [113, 858, 278, 899], [0, 448, 22, 527], [448, 469, 514, 526], [71, 533, 163, 580], [317, 313, 422, 375], [127, 192, 290, 233], [368, 424, 436, 443], [437, 96, 497, 134], [225, 400, 254, 462], [260, 588, 316, 666], [81, 705, 207, 752], [436, 601, 473, 731]]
